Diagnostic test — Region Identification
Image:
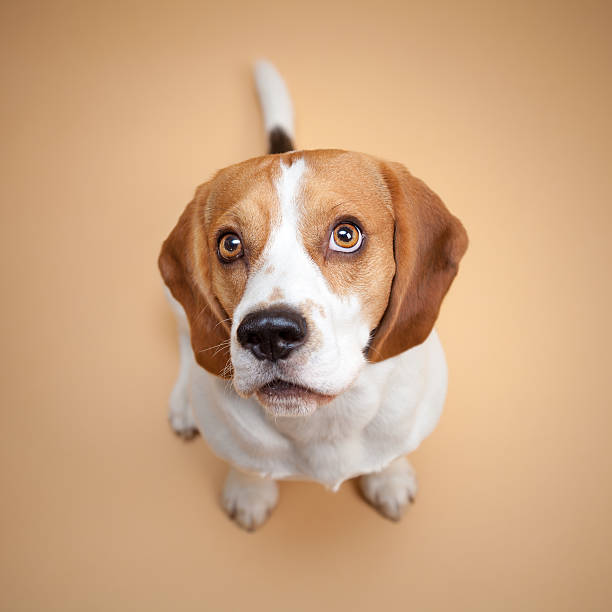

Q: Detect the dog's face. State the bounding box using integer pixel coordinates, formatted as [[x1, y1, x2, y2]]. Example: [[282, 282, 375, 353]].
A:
[[159, 150, 467, 416]]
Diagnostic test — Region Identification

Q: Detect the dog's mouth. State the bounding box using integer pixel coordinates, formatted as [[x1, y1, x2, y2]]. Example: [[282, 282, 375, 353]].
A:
[[254, 378, 335, 416]]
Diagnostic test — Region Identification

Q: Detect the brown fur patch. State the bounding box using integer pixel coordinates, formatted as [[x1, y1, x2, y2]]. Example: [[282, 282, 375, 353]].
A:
[[268, 287, 284, 303], [302, 298, 326, 319]]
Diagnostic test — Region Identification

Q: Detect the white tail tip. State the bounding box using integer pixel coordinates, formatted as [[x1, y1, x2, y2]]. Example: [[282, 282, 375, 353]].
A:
[[254, 60, 295, 147]]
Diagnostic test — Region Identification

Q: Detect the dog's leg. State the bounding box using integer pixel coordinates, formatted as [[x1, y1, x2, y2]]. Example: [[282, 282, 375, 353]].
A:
[[359, 456, 417, 521], [166, 289, 198, 439], [222, 467, 279, 532]]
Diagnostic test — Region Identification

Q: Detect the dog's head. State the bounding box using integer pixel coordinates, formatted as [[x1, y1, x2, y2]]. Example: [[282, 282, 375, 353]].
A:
[[159, 150, 467, 416]]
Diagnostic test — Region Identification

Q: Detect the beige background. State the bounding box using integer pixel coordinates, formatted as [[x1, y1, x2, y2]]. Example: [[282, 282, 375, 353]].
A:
[[1, 0, 611, 610]]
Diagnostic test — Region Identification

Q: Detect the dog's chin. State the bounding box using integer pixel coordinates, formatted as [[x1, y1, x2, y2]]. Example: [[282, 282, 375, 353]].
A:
[[253, 379, 335, 417]]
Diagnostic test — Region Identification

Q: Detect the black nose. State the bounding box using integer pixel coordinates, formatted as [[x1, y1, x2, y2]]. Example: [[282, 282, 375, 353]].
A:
[[236, 307, 307, 362]]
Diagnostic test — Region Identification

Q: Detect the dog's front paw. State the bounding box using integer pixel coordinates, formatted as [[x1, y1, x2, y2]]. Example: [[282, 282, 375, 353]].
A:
[[359, 456, 417, 521], [168, 388, 198, 439], [221, 468, 279, 532]]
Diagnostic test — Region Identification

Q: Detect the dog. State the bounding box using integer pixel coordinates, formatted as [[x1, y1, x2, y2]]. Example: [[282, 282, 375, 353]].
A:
[[159, 61, 468, 531]]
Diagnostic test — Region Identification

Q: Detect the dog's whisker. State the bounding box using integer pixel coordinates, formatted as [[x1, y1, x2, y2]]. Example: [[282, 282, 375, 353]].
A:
[[213, 317, 232, 331], [197, 339, 231, 355], [212, 343, 231, 357], [221, 359, 235, 393]]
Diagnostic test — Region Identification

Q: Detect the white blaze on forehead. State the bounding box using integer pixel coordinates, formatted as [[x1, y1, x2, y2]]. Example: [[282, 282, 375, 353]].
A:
[[260, 156, 325, 308], [233, 156, 311, 322], [274, 157, 305, 233]]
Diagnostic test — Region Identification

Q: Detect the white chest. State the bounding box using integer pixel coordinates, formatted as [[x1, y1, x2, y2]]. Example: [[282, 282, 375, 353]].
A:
[[190, 331, 448, 489]]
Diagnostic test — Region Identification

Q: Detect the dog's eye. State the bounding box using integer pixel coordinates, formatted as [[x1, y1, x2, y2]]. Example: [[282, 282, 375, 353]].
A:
[[218, 233, 244, 262], [329, 223, 363, 253]]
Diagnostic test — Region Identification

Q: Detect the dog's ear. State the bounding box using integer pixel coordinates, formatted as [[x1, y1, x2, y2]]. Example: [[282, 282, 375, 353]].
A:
[[368, 162, 468, 362], [158, 187, 232, 378]]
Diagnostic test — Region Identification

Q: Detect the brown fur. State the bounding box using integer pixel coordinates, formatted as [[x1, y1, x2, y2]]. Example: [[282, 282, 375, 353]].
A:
[[268, 287, 284, 302]]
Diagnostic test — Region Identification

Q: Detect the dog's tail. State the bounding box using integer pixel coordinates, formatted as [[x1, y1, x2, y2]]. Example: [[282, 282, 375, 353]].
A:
[[254, 60, 295, 154]]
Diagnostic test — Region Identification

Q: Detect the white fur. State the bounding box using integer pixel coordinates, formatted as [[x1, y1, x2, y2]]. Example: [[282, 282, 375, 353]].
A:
[[254, 59, 294, 139]]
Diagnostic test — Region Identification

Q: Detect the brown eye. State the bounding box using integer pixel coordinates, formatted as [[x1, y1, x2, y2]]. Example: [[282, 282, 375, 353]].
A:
[[330, 223, 363, 253], [218, 233, 244, 262]]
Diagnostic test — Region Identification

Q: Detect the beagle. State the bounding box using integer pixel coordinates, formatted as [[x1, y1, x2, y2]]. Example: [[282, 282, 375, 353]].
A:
[[159, 61, 468, 531]]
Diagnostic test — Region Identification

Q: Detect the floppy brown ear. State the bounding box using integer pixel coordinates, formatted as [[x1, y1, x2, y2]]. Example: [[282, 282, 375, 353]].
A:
[[158, 188, 232, 378], [368, 162, 468, 362]]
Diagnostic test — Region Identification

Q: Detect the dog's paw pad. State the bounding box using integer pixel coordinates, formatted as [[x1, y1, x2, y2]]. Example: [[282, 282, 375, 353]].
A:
[[359, 457, 417, 522], [222, 470, 278, 532]]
